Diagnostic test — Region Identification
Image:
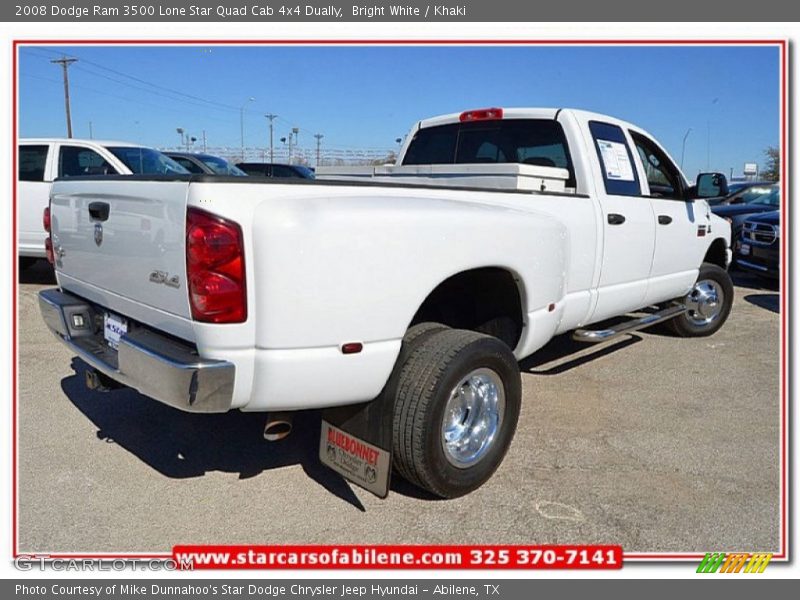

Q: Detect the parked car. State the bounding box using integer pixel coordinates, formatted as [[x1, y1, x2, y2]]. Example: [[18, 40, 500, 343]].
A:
[[164, 152, 248, 176], [17, 139, 188, 267], [706, 181, 772, 206], [734, 211, 780, 278], [39, 107, 733, 499], [235, 162, 315, 179], [710, 184, 779, 243]]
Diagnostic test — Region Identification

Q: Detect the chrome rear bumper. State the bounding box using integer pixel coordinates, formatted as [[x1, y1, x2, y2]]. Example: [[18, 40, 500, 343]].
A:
[[38, 288, 234, 413]]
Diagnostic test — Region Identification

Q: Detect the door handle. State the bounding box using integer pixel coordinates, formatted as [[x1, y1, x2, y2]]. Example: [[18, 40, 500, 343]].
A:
[[607, 213, 626, 225], [88, 201, 110, 222], [658, 215, 673, 225]]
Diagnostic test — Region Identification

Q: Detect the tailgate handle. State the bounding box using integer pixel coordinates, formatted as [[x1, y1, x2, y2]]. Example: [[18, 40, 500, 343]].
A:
[[88, 202, 110, 222]]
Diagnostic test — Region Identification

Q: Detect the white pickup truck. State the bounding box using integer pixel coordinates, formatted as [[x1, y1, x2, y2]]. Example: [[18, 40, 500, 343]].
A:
[[17, 138, 188, 266], [38, 107, 733, 499]]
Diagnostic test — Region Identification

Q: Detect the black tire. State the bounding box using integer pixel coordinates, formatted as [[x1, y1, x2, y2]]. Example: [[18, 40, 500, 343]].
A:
[[668, 262, 734, 337], [392, 328, 521, 498]]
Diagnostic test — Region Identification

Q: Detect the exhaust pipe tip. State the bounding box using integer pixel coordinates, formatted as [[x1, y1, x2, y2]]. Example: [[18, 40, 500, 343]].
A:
[[264, 413, 293, 442], [85, 368, 122, 393]]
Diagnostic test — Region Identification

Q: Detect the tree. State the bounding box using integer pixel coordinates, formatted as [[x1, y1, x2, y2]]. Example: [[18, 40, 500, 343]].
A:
[[761, 146, 780, 181]]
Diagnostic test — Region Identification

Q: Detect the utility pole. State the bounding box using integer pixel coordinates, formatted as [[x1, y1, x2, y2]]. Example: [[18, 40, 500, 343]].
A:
[[51, 56, 77, 138], [88, 121, 93, 139], [240, 96, 255, 161], [314, 133, 324, 166], [292, 127, 299, 164], [202, 130, 207, 153], [265, 113, 277, 162], [287, 131, 294, 164]]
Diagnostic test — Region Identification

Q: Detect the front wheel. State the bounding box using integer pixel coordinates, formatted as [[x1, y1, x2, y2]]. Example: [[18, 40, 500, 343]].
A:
[[668, 262, 734, 337], [392, 328, 521, 498]]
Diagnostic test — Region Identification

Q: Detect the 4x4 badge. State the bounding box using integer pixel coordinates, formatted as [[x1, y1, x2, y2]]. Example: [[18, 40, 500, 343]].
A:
[[149, 270, 181, 289]]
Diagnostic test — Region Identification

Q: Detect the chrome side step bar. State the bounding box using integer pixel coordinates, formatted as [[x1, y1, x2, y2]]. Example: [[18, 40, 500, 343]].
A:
[[572, 304, 687, 343]]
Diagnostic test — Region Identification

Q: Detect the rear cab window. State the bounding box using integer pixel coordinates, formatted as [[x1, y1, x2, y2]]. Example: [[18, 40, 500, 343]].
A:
[[588, 121, 641, 197], [402, 119, 576, 188]]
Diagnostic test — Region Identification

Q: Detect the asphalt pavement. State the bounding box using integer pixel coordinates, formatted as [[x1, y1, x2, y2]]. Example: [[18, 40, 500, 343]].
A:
[[17, 260, 781, 554]]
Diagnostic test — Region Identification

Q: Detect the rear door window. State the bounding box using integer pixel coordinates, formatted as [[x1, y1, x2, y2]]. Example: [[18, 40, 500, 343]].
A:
[[589, 121, 641, 197], [18, 145, 49, 182], [58, 145, 115, 177]]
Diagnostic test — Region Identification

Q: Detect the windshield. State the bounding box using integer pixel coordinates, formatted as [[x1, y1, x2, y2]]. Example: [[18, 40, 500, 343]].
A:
[[738, 186, 775, 203], [198, 155, 248, 176], [107, 147, 189, 175], [746, 186, 780, 207]]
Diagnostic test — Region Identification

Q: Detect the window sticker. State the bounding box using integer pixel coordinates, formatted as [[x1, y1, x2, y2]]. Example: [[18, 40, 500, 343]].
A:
[[597, 139, 635, 181]]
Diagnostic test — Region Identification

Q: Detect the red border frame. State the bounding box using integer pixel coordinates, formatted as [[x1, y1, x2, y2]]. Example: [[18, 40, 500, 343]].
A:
[[12, 38, 789, 564]]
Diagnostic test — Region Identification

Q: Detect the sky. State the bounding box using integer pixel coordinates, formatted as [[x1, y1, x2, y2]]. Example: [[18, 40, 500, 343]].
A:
[[18, 44, 780, 177]]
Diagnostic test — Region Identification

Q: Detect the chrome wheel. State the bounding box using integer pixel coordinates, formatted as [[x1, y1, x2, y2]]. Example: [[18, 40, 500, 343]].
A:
[[684, 279, 724, 326], [441, 368, 505, 468]]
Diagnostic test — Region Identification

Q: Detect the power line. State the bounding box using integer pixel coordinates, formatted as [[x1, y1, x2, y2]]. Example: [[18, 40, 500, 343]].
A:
[[22, 47, 397, 151], [29, 46, 239, 113], [20, 73, 237, 126], [24, 48, 338, 145]]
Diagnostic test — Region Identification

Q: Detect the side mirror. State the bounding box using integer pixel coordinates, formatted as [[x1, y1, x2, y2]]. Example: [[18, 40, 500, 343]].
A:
[[694, 172, 729, 198]]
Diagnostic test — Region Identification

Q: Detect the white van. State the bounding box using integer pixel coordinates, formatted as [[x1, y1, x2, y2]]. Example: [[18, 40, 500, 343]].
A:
[[17, 138, 187, 266]]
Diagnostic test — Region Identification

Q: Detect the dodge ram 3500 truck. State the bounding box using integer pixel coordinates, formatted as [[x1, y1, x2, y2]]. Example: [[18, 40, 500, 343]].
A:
[[38, 108, 734, 499]]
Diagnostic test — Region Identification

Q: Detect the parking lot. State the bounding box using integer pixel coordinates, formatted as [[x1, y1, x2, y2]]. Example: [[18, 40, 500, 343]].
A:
[[17, 261, 781, 554]]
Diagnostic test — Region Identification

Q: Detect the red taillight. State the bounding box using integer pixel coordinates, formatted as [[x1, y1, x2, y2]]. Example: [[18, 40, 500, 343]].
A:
[[45, 238, 54, 265], [186, 207, 246, 323], [43, 206, 54, 264], [459, 107, 504, 122]]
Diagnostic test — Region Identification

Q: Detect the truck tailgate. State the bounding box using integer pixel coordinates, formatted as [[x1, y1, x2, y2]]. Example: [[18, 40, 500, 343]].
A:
[[50, 179, 192, 321]]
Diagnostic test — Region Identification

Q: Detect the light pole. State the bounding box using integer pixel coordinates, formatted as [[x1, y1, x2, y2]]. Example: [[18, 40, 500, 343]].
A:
[[680, 127, 692, 170], [292, 128, 299, 164], [265, 113, 277, 162], [314, 133, 324, 166], [176, 127, 185, 149], [240, 96, 255, 161]]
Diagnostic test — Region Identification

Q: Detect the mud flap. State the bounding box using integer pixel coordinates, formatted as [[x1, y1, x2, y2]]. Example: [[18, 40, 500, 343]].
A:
[[320, 393, 393, 498]]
